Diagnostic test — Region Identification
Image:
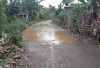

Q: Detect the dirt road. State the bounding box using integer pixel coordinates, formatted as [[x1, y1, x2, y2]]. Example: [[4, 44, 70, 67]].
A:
[[23, 20, 100, 68]]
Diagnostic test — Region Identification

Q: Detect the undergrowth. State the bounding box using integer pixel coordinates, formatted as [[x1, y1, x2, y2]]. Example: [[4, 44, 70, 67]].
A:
[[0, 18, 43, 47]]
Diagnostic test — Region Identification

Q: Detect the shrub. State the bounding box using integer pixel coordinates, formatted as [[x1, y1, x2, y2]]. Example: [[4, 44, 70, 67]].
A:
[[4, 25, 22, 47], [39, 10, 44, 19], [57, 11, 65, 22]]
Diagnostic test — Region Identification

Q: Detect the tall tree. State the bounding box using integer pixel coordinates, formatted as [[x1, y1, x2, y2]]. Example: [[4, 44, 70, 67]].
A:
[[20, 0, 43, 19]]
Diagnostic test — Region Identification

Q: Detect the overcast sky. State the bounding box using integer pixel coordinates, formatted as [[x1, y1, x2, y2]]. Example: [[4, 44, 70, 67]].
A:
[[40, 0, 78, 8]]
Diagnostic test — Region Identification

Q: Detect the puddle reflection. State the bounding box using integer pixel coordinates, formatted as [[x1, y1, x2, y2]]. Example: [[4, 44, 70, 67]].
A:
[[23, 24, 76, 45]]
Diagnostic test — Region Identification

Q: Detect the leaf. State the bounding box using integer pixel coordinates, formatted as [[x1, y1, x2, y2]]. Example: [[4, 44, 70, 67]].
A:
[[0, 60, 3, 65]]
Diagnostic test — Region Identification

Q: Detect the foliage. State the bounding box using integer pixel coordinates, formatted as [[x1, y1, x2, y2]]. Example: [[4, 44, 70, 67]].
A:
[[0, 18, 43, 47], [44, 6, 56, 19], [4, 3, 19, 23], [6, 15, 17, 23], [39, 10, 44, 19], [78, 0, 91, 11], [70, 4, 84, 31], [69, 0, 93, 30], [54, 4, 65, 23], [62, 0, 74, 5], [0, 2, 6, 24], [4, 26, 22, 47], [1, 0, 7, 7], [0, 0, 44, 47], [49, 5, 56, 12], [20, 1, 39, 12], [5, 4, 19, 16], [0, 60, 3, 66], [55, 4, 63, 17], [57, 11, 65, 22], [38, 5, 56, 20], [19, 0, 43, 20]]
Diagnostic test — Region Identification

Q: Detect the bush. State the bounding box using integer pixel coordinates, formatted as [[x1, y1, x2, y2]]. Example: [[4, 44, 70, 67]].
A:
[[57, 11, 65, 22], [39, 10, 44, 19], [7, 15, 16, 23], [4, 25, 22, 47], [0, 19, 26, 47]]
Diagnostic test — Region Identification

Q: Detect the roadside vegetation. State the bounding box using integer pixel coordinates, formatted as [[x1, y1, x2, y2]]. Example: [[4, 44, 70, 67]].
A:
[[53, 0, 100, 42], [0, 0, 46, 67], [0, 0, 44, 47]]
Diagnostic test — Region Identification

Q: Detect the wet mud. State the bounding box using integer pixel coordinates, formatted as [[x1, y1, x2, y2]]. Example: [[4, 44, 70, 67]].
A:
[[23, 21, 76, 45]]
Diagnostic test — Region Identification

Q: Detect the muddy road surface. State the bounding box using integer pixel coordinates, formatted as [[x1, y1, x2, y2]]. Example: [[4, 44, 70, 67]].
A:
[[23, 20, 100, 68]]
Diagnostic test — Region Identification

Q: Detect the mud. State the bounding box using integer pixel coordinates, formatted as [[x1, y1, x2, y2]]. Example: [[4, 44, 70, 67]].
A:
[[23, 21, 76, 45]]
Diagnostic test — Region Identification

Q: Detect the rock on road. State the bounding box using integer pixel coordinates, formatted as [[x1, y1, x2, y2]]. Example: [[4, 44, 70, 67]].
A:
[[23, 20, 100, 68]]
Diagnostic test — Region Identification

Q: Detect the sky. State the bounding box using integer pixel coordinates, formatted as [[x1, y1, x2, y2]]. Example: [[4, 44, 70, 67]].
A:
[[40, 0, 78, 8]]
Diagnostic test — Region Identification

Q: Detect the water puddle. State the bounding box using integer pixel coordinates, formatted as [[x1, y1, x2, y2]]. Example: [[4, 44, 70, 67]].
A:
[[23, 23, 76, 45]]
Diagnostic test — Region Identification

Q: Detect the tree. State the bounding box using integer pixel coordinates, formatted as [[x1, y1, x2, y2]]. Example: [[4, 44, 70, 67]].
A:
[[21, 0, 43, 11], [78, 0, 99, 19], [49, 5, 56, 12], [55, 4, 63, 17], [19, 0, 43, 20], [5, 3, 19, 23], [5, 4, 19, 15]]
